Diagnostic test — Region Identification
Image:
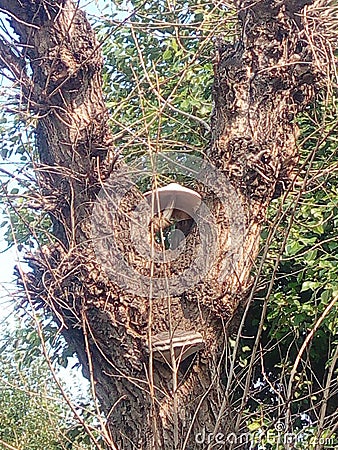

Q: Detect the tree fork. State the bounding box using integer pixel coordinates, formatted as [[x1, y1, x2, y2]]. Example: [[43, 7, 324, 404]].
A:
[[1, 0, 330, 448]]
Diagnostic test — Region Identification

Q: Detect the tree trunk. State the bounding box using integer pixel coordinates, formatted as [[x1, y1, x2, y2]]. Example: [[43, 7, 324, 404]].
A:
[[0, 0, 327, 448]]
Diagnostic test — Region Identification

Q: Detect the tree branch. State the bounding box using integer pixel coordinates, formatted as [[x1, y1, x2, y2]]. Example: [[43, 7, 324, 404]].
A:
[[0, 36, 33, 89]]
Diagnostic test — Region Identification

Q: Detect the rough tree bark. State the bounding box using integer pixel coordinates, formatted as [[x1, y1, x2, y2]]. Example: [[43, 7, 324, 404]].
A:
[[0, 0, 328, 448]]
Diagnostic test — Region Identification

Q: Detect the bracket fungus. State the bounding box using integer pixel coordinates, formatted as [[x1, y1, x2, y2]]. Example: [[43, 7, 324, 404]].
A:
[[152, 330, 205, 366], [144, 182, 202, 217], [144, 183, 202, 249]]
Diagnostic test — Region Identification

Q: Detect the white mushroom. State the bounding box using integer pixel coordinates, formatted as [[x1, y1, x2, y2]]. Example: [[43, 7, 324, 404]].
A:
[[144, 183, 202, 246], [144, 182, 202, 219]]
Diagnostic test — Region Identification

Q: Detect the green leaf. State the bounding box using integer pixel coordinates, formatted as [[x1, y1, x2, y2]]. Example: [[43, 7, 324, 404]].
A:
[[301, 281, 321, 292], [247, 421, 261, 431]]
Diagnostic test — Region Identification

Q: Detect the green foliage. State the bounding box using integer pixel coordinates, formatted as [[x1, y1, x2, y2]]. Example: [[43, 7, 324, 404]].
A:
[[236, 92, 338, 442], [0, 112, 52, 251], [97, 0, 235, 162], [0, 324, 66, 450], [266, 94, 338, 357], [0, 320, 107, 450], [0, 116, 35, 162]]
